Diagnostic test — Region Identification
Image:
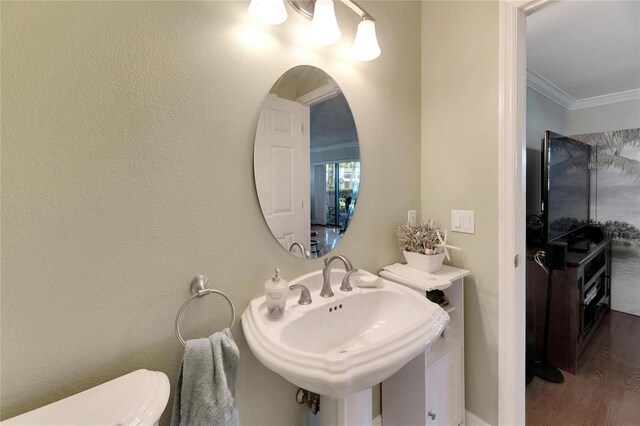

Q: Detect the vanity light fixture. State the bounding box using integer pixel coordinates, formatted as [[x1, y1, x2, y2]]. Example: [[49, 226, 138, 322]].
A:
[[248, 0, 381, 61], [248, 0, 288, 25], [351, 17, 380, 61], [309, 0, 341, 45]]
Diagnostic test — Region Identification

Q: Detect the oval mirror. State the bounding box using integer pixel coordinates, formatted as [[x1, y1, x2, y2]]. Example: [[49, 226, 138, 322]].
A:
[[254, 66, 360, 259]]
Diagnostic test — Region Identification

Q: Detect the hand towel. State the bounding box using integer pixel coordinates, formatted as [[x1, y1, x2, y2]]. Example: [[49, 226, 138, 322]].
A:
[[171, 328, 240, 426], [382, 263, 451, 291]]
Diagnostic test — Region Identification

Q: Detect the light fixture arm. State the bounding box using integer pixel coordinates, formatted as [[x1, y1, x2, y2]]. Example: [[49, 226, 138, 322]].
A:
[[339, 0, 375, 21], [289, 0, 375, 21]]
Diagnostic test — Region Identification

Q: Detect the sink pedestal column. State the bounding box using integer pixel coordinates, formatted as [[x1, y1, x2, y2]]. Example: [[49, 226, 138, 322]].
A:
[[320, 388, 372, 426]]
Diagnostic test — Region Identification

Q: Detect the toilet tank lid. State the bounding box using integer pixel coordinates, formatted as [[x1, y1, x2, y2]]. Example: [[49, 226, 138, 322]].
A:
[[2, 369, 171, 426]]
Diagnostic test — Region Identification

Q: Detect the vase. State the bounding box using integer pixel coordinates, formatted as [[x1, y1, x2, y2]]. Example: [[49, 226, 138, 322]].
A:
[[403, 251, 445, 273]]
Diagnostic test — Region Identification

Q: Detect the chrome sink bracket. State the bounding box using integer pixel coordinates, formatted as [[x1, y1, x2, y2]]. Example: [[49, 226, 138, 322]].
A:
[[289, 284, 312, 305], [296, 388, 320, 415]]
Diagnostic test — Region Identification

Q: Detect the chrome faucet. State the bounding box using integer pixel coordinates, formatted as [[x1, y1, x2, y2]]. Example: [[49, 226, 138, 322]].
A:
[[289, 242, 310, 259], [320, 255, 354, 298]]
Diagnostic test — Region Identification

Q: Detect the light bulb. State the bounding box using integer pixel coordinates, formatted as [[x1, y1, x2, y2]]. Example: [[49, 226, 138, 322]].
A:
[[351, 18, 381, 61], [309, 0, 341, 46], [248, 0, 288, 25]]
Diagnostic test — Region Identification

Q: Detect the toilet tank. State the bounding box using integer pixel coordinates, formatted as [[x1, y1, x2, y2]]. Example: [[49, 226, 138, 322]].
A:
[[2, 369, 170, 426]]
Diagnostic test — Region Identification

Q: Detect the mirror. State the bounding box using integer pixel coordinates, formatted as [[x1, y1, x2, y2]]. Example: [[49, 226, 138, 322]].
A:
[[254, 66, 360, 259]]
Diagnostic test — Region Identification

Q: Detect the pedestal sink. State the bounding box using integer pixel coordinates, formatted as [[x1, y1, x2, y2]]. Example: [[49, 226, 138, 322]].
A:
[[242, 268, 449, 425]]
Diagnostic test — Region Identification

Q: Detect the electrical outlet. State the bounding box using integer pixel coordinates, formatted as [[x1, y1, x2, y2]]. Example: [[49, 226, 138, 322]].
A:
[[408, 210, 417, 226]]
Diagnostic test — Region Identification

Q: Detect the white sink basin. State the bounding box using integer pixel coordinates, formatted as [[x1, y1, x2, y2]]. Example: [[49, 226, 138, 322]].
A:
[[242, 269, 449, 397]]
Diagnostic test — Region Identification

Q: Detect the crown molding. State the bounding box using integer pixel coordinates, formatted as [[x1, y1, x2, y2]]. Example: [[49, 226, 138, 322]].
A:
[[295, 80, 341, 106], [572, 88, 640, 110], [526, 67, 640, 110], [526, 68, 575, 109], [310, 141, 358, 154]]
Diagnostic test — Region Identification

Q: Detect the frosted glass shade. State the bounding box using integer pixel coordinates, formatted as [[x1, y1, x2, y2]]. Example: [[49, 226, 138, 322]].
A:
[[351, 19, 381, 61], [248, 0, 288, 25], [309, 0, 341, 45]]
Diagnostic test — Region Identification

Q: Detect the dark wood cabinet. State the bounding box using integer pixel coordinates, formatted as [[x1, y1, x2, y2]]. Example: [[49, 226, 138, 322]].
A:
[[526, 239, 611, 374]]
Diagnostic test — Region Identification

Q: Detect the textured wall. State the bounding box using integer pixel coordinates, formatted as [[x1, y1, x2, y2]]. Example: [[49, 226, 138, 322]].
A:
[[0, 1, 422, 423], [421, 2, 500, 424]]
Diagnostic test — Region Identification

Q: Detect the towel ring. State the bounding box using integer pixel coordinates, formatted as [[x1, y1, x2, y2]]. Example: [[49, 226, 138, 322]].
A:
[[175, 275, 236, 346]]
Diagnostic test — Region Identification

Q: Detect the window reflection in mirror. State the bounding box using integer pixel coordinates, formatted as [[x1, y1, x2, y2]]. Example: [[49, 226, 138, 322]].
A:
[[254, 66, 360, 259]]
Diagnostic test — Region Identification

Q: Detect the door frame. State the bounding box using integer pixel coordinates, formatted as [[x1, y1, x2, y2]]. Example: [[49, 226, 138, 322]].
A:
[[497, 1, 550, 424]]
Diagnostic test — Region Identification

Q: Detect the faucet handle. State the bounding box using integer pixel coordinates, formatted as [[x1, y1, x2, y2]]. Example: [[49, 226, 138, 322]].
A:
[[340, 269, 360, 292], [289, 284, 312, 305]]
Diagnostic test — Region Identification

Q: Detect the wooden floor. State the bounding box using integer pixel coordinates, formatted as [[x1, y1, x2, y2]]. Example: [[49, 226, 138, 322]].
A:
[[526, 310, 640, 425]]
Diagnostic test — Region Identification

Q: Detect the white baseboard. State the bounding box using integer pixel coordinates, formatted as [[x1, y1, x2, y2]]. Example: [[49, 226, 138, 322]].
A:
[[377, 410, 485, 426], [465, 410, 491, 426]]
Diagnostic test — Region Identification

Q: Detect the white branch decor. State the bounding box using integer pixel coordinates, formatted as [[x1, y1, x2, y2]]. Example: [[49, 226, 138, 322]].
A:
[[397, 219, 445, 255]]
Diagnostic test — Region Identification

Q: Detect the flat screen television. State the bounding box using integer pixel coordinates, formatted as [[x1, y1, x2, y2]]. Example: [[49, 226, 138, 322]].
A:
[[541, 131, 591, 248]]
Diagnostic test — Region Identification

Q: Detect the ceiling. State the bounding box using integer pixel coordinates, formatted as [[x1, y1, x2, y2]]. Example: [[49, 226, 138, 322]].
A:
[[527, 1, 640, 106], [311, 93, 358, 149]]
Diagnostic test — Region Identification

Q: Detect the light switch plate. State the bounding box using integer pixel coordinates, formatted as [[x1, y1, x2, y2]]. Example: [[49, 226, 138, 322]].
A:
[[451, 210, 475, 234], [408, 210, 417, 226]]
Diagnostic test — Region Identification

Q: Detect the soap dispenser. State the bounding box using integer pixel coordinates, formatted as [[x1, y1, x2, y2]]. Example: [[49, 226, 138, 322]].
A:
[[265, 267, 288, 319]]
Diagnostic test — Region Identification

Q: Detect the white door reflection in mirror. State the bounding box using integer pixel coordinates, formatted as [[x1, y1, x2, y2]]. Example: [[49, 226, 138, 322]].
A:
[[254, 66, 360, 259], [254, 94, 310, 252]]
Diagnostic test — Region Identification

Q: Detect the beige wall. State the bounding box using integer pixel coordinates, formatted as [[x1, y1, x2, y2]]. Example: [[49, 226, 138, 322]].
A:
[[0, 1, 422, 423], [527, 87, 640, 144], [421, 2, 499, 424], [567, 99, 640, 135], [527, 87, 569, 149]]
